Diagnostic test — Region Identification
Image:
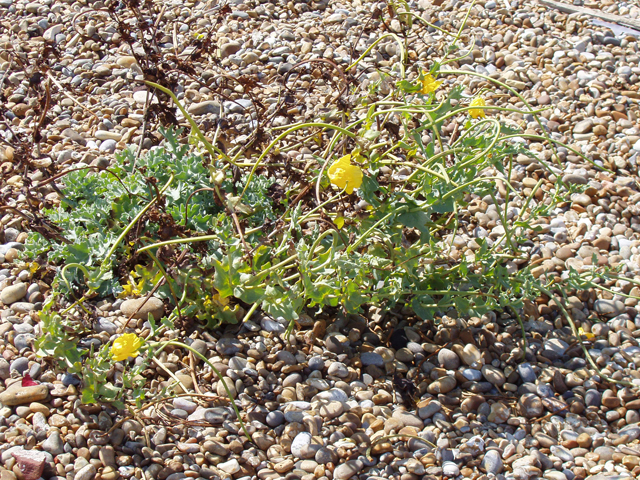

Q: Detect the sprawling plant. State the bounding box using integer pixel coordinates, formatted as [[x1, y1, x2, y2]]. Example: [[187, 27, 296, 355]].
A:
[[28, 2, 630, 426]]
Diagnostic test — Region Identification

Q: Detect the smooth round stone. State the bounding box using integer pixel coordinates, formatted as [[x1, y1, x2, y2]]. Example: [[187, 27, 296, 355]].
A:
[[482, 365, 506, 387], [427, 375, 457, 394], [99, 139, 117, 153], [459, 344, 482, 365], [283, 373, 302, 388], [517, 363, 537, 383], [94, 318, 117, 335], [1, 282, 27, 304], [327, 362, 348, 378], [308, 356, 325, 371], [333, 460, 363, 480], [261, 316, 285, 332], [291, 432, 314, 459], [228, 357, 247, 370], [284, 411, 304, 423], [360, 352, 384, 367], [318, 401, 343, 419], [315, 447, 334, 464], [0, 384, 49, 406], [438, 348, 460, 370], [9, 357, 29, 375], [537, 384, 554, 398], [120, 297, 164, 321], [392, 409, 423, 428], [482, 449, 503, 474], [594, 299, 624, 317], [487, 402, 510, 424], [42, 431, 64, 455], [418, 401, 442, 419], [518, 393, 544, 418], [218, 459, 240, 474], [216, 337, 242, 355], [173, 398, 197, 414], [442, 461, 459, 477], [312, 388, 348, 403], [462, 368, 482, 381], [266, 411, 284, 427], [585, 389, 602, 407]]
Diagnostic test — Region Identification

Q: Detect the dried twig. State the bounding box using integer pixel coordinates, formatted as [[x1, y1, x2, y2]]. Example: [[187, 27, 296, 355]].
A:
[[537, 0, 640, 30]]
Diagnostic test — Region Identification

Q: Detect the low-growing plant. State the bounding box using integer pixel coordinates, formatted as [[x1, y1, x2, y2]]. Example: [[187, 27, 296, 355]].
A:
[[27, 0, 637, 435]]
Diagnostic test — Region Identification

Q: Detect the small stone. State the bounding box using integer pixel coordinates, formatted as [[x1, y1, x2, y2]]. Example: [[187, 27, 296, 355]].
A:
[[517, 363, 537, 383], [405, 458, 426, 475], [442, 461, 459, 477], [360, 352, 384, 367], [438, 348, 460, 370], [43, 24, 62, 41], [459, 344, 482, 365], [1, 283, 27, 305], [266, 411, 284, 427], [116, 56, 137, 67], [482, 365, 506, 387], [120, 297, 164, 321], [218, 459, 240, 474], [482, 449, 503, 474], [42, 431, 64, 455], [74, 464, 96, 480], [392, 409, 423, 428], [216, 377, 237, 399], [274, 459, 294, 474], [562, 174, 588, 185], [333, 460, 363, 480], [487, 402, 510, 423], [260, 316, 285, 333], [577, 433, 592, 448], [11, 449, 46, 480], [585, 389, 602, 407], [594, 299, 624, 317], [187, 101, 220, 116], [173, 398, 197, 414], [518, 393, 544, 418], [291, 432, 313, 459], [427, 375, 457, 394], [220, 42, 241, 58], [573, 119, 593, 134], [418, 400, 442, 419], [0, 384, 49, 406], [95, 131, 122, 141]]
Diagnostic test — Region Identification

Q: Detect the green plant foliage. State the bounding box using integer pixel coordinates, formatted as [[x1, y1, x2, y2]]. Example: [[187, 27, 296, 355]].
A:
[[30, 0, 611, 412]]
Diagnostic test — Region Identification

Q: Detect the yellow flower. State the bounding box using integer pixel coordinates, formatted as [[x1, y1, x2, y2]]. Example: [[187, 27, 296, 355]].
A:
[[327, 155, 363, 194], [578, 327, 595, 340], [111, 333, 144, 362], [469, 97, 487, 119], [420, 72, 442, 95]]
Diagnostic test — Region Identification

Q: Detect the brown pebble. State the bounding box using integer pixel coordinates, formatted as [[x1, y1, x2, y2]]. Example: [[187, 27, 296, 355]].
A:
[[577, 433, 592, 448], [4, 248, 19, 262], [29, 403, 50, 416]]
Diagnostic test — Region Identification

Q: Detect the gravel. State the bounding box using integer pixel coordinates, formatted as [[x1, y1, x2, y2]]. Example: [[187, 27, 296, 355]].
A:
[[1, 0, 640, 479]]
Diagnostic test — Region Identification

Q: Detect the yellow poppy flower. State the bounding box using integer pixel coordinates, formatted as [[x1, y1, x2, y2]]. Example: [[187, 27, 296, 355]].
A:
[[469, 97, 487, 119], [420, 72, 442, 95], [577, 327, 595, 340], [111, 333, 144, 361], [327, 155, 363, 194]]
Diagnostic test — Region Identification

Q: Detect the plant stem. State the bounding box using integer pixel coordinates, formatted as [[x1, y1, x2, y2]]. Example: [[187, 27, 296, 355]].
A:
[[153, 341, 253, 441]]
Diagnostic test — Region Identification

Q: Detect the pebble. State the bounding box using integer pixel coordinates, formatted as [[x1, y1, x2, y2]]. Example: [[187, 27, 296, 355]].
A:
[[0, 384, 49, 406], [0, 283, 27, 305], [333, 460, 363, 480], [120, 297, 164, 321], [483, 450, 503, 474]]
